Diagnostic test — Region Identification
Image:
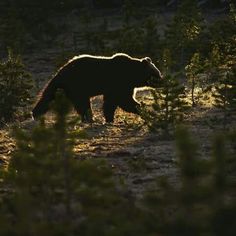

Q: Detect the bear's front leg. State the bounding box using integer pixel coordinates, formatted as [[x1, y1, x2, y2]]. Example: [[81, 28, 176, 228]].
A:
[[118, 96, 140, 115]]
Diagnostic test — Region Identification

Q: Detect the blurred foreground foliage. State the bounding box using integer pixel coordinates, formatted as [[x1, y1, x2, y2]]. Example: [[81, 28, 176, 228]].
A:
[[0, 92, 142, 236], [0, 91, 235, 235], [143, 127, 236, 236]]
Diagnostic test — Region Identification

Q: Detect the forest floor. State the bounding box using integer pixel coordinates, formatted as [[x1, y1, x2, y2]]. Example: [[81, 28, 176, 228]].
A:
[[1, 93, 232, 197]]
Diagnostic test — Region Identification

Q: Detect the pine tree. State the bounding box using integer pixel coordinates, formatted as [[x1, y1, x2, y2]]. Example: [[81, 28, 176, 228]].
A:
[[205, 3, 236, 53], [117, 26, 145, 55], [204, 41, 236, 128], [122, 0, 136, 26], [204, 44, 222, 83], [0, 49, 33, 125], [143, 16, 161, 59], [213, 65, 236, 128], [164, 0, 204, 67]]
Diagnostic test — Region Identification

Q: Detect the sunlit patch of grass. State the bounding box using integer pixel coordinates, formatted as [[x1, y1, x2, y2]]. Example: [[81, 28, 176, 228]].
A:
[[189, 86, 216, 108], [140, 86, 216, 109], [117, 110, 144, 129]]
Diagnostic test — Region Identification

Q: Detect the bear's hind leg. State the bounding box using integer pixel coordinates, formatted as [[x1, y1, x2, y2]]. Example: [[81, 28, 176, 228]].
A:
[[103, 95, 117, 122]]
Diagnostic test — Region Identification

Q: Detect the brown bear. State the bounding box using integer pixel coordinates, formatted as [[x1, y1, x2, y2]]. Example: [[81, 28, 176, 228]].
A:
[[32, 53, 162, 122]]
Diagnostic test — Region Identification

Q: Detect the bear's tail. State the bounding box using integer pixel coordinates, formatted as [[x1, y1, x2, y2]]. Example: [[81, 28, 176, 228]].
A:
[[32, 73, 61, 119]]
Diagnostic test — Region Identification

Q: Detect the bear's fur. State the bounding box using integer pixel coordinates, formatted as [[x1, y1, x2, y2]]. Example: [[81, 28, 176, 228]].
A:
[[32, 53, 162, 122]]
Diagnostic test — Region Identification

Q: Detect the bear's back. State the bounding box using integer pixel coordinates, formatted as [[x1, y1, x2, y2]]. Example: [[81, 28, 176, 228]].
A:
[[60, 53, 138, 75]]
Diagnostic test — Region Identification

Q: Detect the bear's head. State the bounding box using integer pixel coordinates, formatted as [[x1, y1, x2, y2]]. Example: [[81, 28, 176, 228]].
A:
[[137, 57, 162, 87]]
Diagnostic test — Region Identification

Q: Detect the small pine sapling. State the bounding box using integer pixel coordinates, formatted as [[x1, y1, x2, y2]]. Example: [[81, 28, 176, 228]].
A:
[[140, 49, 189, 134], [185, 52, 206, 106]]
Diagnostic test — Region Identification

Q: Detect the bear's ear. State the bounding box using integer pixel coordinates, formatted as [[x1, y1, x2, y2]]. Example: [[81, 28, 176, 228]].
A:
[[141, 57, 152, 64]]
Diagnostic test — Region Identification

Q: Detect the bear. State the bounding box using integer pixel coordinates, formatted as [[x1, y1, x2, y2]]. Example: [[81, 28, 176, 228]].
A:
[[32, 53, 162, 122]]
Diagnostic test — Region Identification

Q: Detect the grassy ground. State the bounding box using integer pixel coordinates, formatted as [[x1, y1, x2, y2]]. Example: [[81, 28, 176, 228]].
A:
[[1, 93, 234, 198]]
